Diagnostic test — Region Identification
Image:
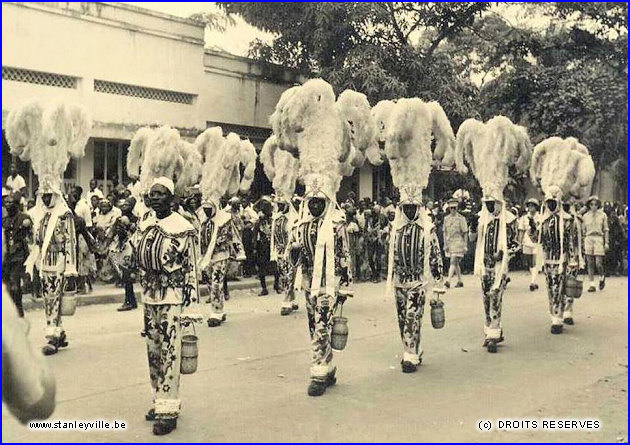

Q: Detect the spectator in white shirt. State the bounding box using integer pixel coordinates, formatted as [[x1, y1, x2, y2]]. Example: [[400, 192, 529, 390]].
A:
[[5, 161, 27, 196], [87, 179, 104, 208]]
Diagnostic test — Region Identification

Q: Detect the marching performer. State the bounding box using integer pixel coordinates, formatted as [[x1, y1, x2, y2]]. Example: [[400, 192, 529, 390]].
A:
[[129, 126, 201, 435], [7, 99, 91, 355], [456, 116, 532, 352], [383, 98, 455, 372], [260, 135, 301, 315], [269, 81, 379, 396], [196, 129, 255, 327], [530, 137, 594, 333]]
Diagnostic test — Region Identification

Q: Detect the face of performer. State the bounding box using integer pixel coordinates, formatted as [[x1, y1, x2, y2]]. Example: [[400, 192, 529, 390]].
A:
[[308, 197, 326, 218], [546, 199, 558, 213], [562, 202, 571, 213], [149, 184, 173, 218], [190, 194, 201, 210], [42, 193, 55, 209], [5, 195, 18, 216], [203, 203, 216, 219], [485, 199, 500, 215], [402, 204, 418, 221]]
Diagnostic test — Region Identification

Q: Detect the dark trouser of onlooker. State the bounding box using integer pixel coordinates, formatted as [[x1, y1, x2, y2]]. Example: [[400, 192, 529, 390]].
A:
[[124, 281, 137, 308], [367, 241, 382, 281], [242, 228, 256, 277], [3, 262, 25, 317]]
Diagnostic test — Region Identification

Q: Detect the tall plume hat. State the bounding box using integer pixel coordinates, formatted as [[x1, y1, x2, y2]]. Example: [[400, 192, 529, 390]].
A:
[[530, 136, 595, 202], [195, 127, 256, 206], [128, 125, 202, 196], [455, 115, 532, 201], [273, 78, 346, 199], [6, 98, 91, 194], [259, 134, 300, 200], [384, 98, 456, 204]]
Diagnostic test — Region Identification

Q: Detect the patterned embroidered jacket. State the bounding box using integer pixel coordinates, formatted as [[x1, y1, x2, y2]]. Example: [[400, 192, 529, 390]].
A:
[[393, 221, 443, 285], [293, 212, 352, 287], [133, 212, 199, 305], [199, 216, 232, 263], [272, 212, 290, 258], [34, 210, 77, 275], [540, 212, 580, 265], [482, 214, 520, 269]]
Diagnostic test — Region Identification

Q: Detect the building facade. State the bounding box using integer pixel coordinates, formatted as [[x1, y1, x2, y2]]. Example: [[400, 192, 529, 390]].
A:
[[2, 2, 622, 204]]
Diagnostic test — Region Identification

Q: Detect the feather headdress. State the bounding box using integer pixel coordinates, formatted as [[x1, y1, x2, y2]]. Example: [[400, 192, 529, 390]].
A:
[[270, 85, 301, 156], [530, 136, 595, 201], [384, 98, 433, 203], [368, 99, 396, 166], [197, 129, 255, 205], [335, 89, 378, 170], [6, 99, 92, 193], [455, 115, 532, 200], [127, 127, 156, 180], [175, 139, 203, 195], [384, 98, 455, 203], [138, 126, 182, 194], [260, 135, 300, 199], [280, 78, 346, 199]]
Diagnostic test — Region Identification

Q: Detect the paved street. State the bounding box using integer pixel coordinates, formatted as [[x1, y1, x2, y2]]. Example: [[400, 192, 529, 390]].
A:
[[3, 273, 628, 443]]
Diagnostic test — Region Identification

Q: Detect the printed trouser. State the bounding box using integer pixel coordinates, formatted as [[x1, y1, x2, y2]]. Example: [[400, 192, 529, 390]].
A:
[[543, 264, 565, 326], [563, 265, 578, 320], [144, 303, 182, 420], [303, 277, 340, 381], [205, 260, 228, 320], [280, 257, 297, 309], [395, 285, 426, 365], [41, 272, 64, 339], [481, 269, 509, 339]]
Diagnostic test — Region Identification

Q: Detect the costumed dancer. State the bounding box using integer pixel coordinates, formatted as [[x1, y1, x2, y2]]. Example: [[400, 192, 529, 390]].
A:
[[196, 128, 254, 327], [259, 135, 301, 315], [383, 98, 455, 372], [130, 126, 201, 435], [455, 116, 531, 353], [530, 137, 594, 332], [272, 80, 369, 396], [7, 99, 90, 355], [518, 198, 542, 291]]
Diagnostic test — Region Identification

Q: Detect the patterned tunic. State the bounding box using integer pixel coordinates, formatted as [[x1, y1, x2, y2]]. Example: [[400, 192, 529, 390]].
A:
[[273, 214, 289, 257], [34, 210, 77, 275], [134, 213, 199, 306], [393, 222, 443, 284], [540, 213, 580, 264], [482, 216, 520, 269]]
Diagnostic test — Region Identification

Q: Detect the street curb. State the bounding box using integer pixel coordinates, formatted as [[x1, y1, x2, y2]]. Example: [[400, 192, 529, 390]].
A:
[[22, 278, 263, 311]]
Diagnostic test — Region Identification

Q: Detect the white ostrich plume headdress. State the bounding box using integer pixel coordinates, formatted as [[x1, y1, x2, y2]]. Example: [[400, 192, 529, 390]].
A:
[[6, 98, 92, 194], [455, 115, 532, 201], [369, 99, 396, 166], [530, 136, 595, 201], [137, 126, 184, 194], [260, 135, 300, 199], [335, 89, 379, 173], [279, 78, 346, 199], [385, 98, 456, 203], [196, 128, 256, 205]]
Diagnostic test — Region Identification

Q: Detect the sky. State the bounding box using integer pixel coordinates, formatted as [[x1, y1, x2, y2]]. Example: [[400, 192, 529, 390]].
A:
[[123, 2, 273, 56]]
